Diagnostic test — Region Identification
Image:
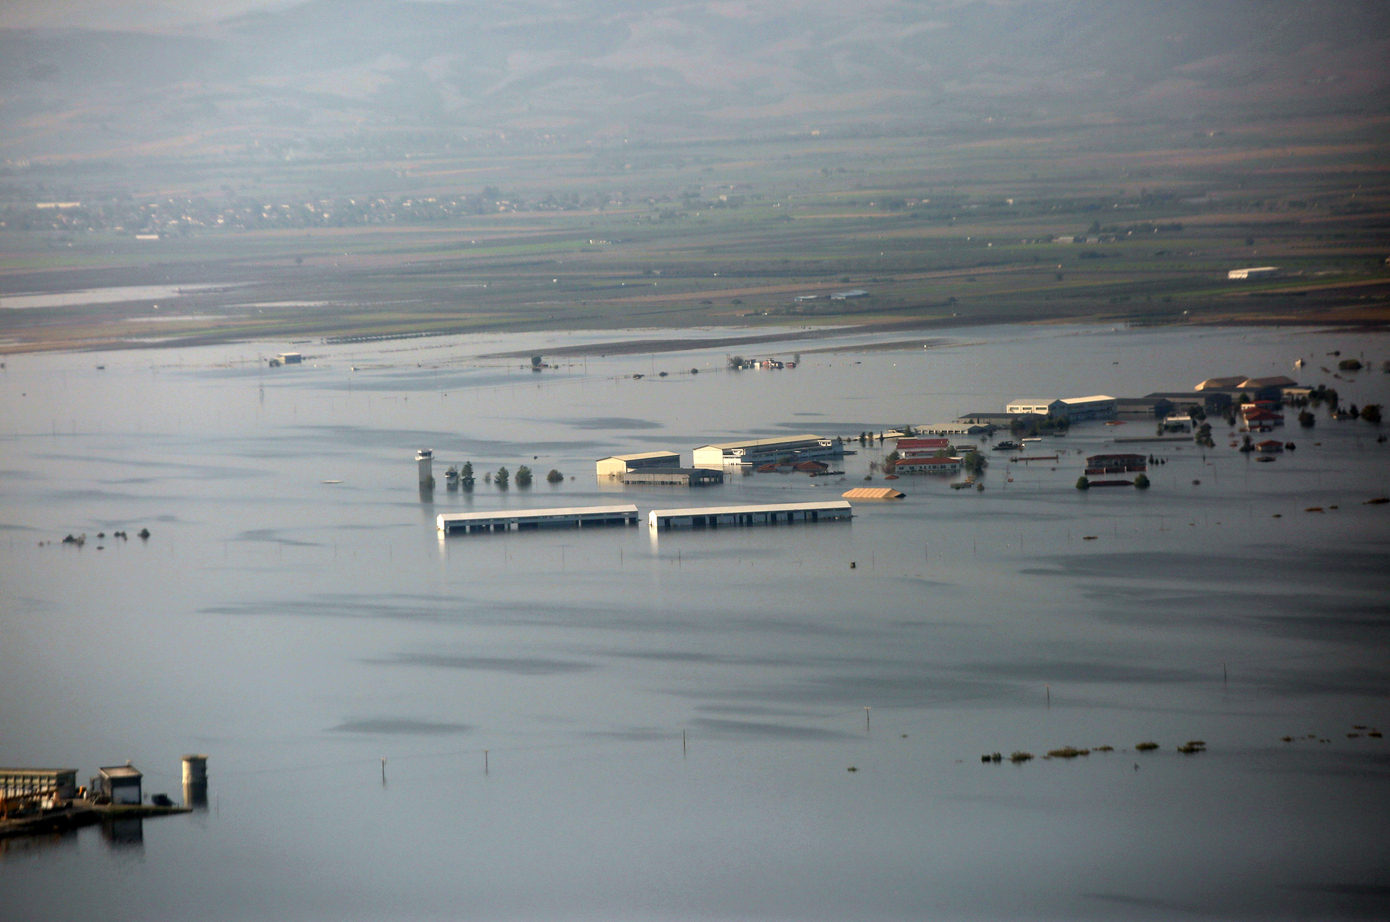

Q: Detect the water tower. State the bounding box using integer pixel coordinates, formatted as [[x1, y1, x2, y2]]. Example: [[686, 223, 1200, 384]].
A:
[[182, 754, 208, 809], [416, 449, 434, 487]]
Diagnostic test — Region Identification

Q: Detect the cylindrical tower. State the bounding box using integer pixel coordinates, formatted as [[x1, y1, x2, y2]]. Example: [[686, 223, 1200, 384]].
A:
[[182, 754, 208, 809], [416, 448, 434, 486]]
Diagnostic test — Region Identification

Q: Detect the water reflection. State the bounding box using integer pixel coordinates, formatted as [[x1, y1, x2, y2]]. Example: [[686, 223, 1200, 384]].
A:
[[100, 817, 143, 848], [0, 829, 80, 858], [182, 782, 208, 811]]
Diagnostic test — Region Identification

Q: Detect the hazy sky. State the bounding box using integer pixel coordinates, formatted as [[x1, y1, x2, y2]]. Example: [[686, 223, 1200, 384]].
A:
[[0, 0, 298, 29]]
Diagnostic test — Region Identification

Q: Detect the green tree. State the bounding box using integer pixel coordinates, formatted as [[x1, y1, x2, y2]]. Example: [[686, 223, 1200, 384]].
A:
[[1134, 473, 1150, 489], [461, 461, 475, 490], [1362, 404, 1382, 423], [494, 466, 508, 489], [547, 469, 563, 483], [1298, 410, 1315, 428], [516, 465, 533, 487], [1076, 476, 1090, 490]]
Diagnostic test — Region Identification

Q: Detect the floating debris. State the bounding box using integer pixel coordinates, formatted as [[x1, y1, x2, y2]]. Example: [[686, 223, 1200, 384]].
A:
[[1082, 535, 1098, 541], [1009, 751, 1034, 763], [1046, 747, 1090, 759], [1370, 731, 1383, 738], [1305, 507, 1324, 513], [1093, 745, 1114, 752], [1177, 740, 1207, 754], [1365, 497, 1389, 505], [1135, 741, 1159, 752], [846, 766, 858, 772]]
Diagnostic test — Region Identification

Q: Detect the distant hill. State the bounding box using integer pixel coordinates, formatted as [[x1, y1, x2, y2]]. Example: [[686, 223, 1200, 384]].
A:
[[2, 0, 1388, 160]]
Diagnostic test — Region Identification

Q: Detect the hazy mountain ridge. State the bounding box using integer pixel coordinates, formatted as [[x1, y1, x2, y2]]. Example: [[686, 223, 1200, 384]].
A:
[[1, 0, 1387, 160]]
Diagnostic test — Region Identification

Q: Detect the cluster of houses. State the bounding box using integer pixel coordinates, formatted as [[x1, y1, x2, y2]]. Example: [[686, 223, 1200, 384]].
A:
[[591, 374, 1306, 487]]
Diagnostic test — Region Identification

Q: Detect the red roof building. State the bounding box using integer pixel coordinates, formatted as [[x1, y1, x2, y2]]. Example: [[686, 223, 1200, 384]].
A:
[[891, 456, 963, 475]]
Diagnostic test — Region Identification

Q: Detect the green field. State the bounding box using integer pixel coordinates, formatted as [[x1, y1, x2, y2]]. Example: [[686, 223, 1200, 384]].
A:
[[3, 112, 1388, 353]]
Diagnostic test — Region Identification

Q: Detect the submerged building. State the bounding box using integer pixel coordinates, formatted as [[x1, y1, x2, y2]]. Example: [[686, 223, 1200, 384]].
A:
[[692, 435, 842, 469], [620, 468, 724, 487], [596, 451, 681, 479], [1005, 396, 1116, 421], [438, 505, 640, 535], [1084, 454, 1148, 475], [648, 501, 852, 529]]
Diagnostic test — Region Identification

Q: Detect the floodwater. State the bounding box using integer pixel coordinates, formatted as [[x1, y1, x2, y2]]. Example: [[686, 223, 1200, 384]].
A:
[[1, 323, 1388, 921]]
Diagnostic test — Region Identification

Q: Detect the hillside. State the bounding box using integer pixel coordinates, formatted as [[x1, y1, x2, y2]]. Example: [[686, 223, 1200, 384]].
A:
[[2, 0, 1388, 161]]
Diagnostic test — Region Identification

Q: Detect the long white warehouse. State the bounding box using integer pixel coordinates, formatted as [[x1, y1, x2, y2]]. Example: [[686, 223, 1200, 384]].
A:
[[647, 500, 852, 530], [438, 505, 639, 535]]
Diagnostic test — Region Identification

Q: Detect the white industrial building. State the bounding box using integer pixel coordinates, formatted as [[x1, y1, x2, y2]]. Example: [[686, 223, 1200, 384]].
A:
[[1057, 395, 1117, 420], [1006, 398, 1064, 416], [1004, 396, 1116, 421], [692, 435, 841, 469], [595, 451, 681, 479]]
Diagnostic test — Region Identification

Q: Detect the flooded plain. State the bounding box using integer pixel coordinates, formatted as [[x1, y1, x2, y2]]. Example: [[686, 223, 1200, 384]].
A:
[[2, 323, 1389, 921]]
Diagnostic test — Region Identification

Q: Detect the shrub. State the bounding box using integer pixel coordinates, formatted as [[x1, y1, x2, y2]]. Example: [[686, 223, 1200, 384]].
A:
[[546, 469, 563, 483], [515, 465, 532, 487], [1134, 473, 1150, 489], [1076, 476, 1090, 490]]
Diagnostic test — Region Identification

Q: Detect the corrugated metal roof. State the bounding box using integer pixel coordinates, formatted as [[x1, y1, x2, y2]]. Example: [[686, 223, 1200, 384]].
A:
[[438, 505, 638, 524], [99, 765, 142, 779], [598, 451, 680, 462], [842, 488, 905, 499], [695, 435, 831, 451]]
